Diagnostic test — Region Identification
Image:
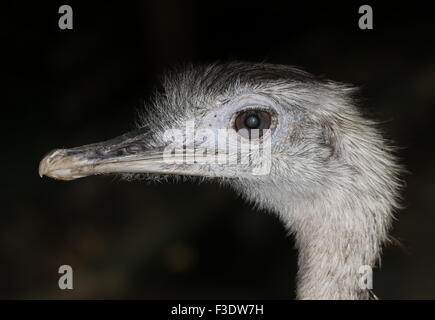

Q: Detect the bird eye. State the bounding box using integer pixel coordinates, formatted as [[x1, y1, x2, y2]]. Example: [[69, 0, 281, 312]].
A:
[[234, 110, 272, 138]]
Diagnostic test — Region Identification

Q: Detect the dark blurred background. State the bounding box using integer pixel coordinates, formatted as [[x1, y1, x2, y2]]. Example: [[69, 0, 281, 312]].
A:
[[2, 1, 435, 299]]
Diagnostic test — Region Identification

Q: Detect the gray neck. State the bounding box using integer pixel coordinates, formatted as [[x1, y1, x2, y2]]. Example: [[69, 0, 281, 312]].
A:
[[237, 151, 397, 300], [283, 188, 390, 300], [292, 218, 373, 299]]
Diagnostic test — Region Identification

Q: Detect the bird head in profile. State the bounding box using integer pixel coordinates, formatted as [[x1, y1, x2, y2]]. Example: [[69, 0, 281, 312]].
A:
[[39, 62, 398, 216], [39, 62, 402, 299]]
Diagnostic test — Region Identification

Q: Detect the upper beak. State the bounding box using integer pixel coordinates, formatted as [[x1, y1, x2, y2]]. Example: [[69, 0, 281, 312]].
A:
[[38, 128, 168, 181]]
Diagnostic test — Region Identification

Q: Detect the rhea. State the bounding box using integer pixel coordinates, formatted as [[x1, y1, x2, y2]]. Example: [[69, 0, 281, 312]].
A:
[[39, 62, 401, 299]]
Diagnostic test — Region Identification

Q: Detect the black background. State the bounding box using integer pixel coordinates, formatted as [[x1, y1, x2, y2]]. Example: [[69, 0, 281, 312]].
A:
[[2, 1, 435, 299]]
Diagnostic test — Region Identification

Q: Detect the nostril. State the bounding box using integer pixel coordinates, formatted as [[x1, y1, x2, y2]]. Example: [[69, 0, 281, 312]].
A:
[[125, 144, 143, 154]]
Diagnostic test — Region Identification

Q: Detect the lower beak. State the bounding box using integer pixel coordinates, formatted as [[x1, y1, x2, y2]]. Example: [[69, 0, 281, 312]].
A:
[[38, 129, 170, 181]]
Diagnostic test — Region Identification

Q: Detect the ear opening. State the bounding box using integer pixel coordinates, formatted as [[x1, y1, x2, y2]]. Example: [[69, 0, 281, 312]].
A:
[[320, 121, 339, 159]]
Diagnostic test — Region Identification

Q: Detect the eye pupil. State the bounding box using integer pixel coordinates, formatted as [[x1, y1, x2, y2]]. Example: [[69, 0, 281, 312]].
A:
[[234, 109, 272, 138], [244, 115, 260, 129]]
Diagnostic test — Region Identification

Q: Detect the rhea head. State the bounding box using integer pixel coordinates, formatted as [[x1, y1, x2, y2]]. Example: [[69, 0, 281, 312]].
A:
[[39, 62, 401, 299]]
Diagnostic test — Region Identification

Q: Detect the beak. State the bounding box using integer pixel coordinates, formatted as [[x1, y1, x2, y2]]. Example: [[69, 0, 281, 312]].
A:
[[39, 128, 171, 181]]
